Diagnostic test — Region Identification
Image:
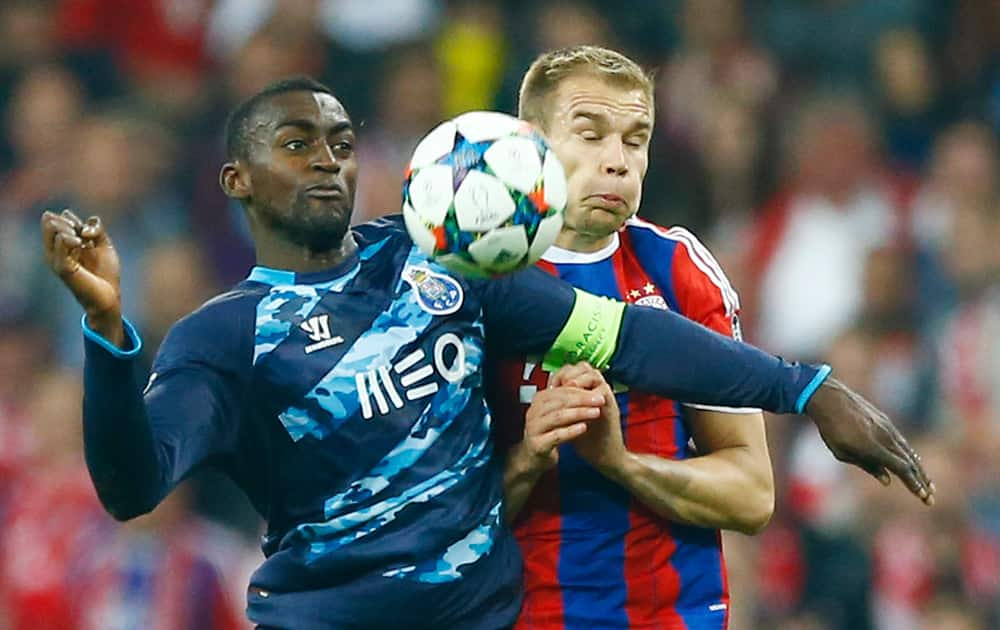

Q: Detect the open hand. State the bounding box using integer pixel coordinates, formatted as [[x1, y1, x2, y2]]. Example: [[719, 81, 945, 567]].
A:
[[807, 377, 935, 506]]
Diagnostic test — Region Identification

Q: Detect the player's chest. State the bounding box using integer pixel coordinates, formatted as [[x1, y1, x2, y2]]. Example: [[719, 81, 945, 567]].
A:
[[249, 267, 485, 435], [549, 252, 672, 310]]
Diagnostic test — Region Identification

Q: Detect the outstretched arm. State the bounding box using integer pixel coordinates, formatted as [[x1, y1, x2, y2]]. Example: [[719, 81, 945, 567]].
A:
[[480, 268, 934, 505]]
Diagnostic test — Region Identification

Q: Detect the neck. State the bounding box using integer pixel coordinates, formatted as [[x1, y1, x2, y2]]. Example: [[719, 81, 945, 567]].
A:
[[553, 227, 615, 253], [252, 226, 357, 273]]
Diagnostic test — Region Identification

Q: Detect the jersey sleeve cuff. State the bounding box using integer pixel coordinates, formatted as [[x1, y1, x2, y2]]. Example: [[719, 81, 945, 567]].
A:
[[794, 364, 832, 414], [81, 314, 143, 359]]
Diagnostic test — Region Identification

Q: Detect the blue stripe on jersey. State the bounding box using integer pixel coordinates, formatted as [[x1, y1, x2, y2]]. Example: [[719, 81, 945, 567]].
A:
[[552, 259, 630, 629], [278, 249, 436, 440], [383, 499, 503, 582], [252, 264, 361, 364], [294, 407, 492, 563], [672, 401, 724, 622], [318, 337, 484, 519], [673, 401, 692, 460], [248, 266, 296, 285], [670, 521, 725, 623], [625, 226, 682, 312]]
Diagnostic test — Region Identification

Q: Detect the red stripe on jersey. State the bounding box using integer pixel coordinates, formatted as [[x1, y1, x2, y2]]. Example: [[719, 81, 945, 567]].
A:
[[610, 244, 630, 301], [536, 259, 559, 277], [622, 402, 686, 627], [668, 236, 735, 336], [514, 257, 565, 629], [514, 470, 565, 629], [719, 530, 731, 629], [616, 237, 688, 626]]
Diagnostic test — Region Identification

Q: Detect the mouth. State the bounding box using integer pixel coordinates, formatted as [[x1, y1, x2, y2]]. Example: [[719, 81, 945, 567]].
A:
[[305, 184, 345, 199], [588, 193, 628, 209]]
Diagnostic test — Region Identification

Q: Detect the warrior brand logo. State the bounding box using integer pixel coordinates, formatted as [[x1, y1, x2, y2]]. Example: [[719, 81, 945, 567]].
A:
[[356, 333, 467, 420], [300, 314, 345, 354]]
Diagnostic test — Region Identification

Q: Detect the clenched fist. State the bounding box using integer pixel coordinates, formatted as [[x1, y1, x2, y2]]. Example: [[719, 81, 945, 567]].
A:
[[41, 210, 124, 346]]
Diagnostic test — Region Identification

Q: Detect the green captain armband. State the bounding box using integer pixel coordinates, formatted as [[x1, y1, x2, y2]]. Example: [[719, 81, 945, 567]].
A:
[[542, 289, 626, 372]]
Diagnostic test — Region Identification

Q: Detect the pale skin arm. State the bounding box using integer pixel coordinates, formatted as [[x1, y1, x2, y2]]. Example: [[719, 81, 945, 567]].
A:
[[502, 382, 605, 523], [556, 363, 775, 535], [612, 407, 773, 534]]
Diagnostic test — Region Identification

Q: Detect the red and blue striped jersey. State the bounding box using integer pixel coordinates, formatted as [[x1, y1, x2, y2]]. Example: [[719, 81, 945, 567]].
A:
[[491, 217, 747, 630]]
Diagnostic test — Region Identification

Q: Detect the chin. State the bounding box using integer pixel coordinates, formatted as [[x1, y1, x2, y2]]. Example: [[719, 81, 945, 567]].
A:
[[591, 211, 628, 232], [275, 201, 354, 252], [299, 216, 351, 251]]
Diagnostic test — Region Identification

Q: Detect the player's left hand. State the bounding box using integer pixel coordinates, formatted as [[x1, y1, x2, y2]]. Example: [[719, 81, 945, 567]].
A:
[[552, 363, 627, 475], [806, 377, 935, 506]]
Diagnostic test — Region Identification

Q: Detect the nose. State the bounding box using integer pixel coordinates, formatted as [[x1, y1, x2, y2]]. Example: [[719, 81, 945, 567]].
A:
[[312, 141, 341, 173], [602, 137, 628, 176]]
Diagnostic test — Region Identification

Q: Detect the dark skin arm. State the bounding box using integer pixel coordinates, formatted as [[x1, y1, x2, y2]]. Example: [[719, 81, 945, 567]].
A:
[[42, 210, 935, 506], [806, 377, 934, 504]]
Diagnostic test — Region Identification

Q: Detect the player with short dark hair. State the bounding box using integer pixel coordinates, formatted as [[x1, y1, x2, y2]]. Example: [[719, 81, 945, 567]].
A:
[[41, 77, 931, 629]]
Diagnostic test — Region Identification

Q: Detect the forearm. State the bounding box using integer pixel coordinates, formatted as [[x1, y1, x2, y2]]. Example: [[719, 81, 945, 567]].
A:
[[608, 449, 774, 534], [502, 448, 544, 524], [607, 304, 830, 414], [82, 317, 167, 520]]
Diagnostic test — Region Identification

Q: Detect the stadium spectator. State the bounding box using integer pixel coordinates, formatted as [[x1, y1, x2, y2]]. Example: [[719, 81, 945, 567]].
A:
[[0, 370, 110, 630], [747, 93, 913, 359], [1, 1, 996, 626], [353, 44, 445, 224], [67, 487, 250, 630]]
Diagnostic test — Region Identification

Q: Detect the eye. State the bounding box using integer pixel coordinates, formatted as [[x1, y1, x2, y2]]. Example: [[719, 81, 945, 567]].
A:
[[283, 139, 308, 151], [579, 130, 600, 141], [334, 140, 354, 153]]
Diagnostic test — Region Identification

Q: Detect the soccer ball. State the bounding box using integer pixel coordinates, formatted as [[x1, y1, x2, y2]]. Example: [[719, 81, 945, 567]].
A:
[[402, 111, 567, 278]]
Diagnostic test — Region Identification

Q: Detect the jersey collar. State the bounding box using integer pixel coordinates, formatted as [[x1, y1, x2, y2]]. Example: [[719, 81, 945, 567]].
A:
[[246, 249, 361, 286], [541, 231, 620, 264]]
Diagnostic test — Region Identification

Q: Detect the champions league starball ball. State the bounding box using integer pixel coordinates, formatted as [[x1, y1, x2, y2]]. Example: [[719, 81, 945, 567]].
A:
[[402, 111, 567, 278]]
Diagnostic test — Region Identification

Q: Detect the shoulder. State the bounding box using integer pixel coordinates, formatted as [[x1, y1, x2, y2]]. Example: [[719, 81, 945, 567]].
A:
[[626, 217, 740, 315], [625, 218, 725, 280], [352, 214, 411, 250], [624, 216, 697, 253], [155, 285, 261, 372]]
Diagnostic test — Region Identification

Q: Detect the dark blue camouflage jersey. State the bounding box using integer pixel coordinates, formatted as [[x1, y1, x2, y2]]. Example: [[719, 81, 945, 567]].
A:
[[80, 216, 827, 629]]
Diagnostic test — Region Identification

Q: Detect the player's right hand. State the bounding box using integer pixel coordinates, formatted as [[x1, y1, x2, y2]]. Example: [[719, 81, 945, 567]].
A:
[[510, 369, 606, 478], [807, 376, 935, 506], [41, 210, 123, 339]]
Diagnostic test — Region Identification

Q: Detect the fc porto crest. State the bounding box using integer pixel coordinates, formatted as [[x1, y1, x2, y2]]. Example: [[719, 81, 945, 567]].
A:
[[403, 266, 464, 315]]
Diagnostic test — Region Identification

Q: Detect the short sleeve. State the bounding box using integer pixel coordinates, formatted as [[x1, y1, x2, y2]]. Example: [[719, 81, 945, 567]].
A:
[[667, 228, 758, 414]]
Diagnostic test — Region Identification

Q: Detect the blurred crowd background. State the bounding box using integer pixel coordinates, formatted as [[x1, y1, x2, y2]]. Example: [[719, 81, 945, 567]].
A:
[[0, 0, 997, 628]]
